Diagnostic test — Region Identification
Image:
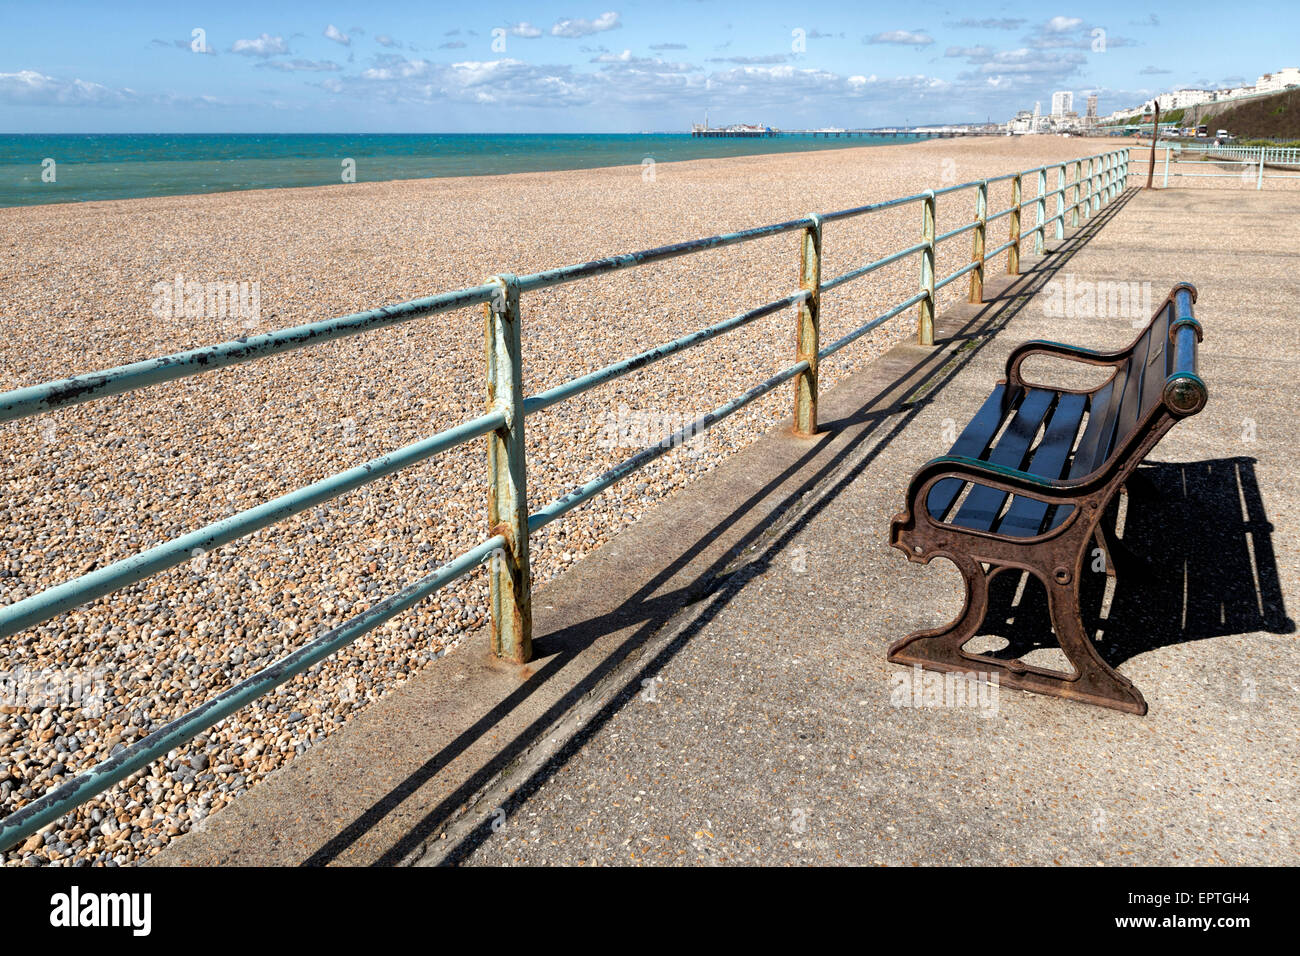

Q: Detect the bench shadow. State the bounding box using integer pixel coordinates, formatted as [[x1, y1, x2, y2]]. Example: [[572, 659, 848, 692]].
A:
[[292, 188, 1140, 867], [972, 456, 1294, 670]]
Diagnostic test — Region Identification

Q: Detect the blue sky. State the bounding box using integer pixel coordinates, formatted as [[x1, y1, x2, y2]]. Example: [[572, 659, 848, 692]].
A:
[[1, 1, 1294, 132]]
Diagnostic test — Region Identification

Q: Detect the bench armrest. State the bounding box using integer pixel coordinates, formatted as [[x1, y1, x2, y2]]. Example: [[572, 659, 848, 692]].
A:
[[891, 454, 1106, 545], [1004, 340, 1131, 389], [909, 454, 1100, 498]]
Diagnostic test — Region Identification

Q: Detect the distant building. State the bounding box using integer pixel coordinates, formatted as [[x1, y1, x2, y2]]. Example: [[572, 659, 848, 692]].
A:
[[1079, 94, 1097, 128], [1214, 86, 1256, 101], [1007, 109, 1035, 134], [1256, 68, 1300, 93], [1155, 88, 1213, 111], [1051, 91, 1073, 117]]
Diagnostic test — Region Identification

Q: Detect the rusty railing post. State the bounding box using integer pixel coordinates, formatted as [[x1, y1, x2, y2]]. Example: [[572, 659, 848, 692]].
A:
[[793, 214, 822, 436], [484, 273, 532, 663], [918, 190, 936, 346], [1034, 167, 1047, 255], [1146, 104, 1160, 189], [1008, 173, 1022, 275], [1071, 160, 1082, 228], [1092, 156, 1102, 214], [1055, 163, 1066, 240], [969, 180, 987, 303], [1084, 158, 1094, 218]]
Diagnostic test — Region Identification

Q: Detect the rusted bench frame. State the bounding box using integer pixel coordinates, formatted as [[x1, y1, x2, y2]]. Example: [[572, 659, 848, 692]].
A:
[[888, 282, 1206, 714]]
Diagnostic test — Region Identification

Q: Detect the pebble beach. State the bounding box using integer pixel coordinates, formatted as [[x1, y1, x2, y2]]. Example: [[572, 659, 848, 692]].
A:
[[0, 135, 1129, 865]]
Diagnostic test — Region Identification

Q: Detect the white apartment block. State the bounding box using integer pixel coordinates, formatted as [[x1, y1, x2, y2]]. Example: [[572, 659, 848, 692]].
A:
[[1155, 89, 1214, 110], [1256, 67, 1300, 93]]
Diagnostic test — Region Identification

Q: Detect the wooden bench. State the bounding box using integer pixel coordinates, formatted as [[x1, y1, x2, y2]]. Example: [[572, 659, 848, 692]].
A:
[[888, 282, 1207, 714]]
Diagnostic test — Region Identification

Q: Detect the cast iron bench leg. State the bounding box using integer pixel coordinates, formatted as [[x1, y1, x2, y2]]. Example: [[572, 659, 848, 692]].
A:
[[888, 531, 1148, 715]]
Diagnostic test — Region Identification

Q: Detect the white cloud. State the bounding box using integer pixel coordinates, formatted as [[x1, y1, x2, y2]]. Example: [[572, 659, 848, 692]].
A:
[[945, 45, 994, 60], [867, 30, 934, 46], [231, 34, 289, 57], [257, 59, 341, 73], [508, 22, 543, 39], [950, 18, 1026, 30], [1045, 16, 1084, 32], [710, 54, 789, 65], [0, 69, 132, 107], [552, 12, 622, 38], [324, 25, 351, 47]]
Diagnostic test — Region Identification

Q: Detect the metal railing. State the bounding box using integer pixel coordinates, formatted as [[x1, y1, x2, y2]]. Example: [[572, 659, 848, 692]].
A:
[[1131, 144, 1300, 188], [0, 146, 1130, 852]]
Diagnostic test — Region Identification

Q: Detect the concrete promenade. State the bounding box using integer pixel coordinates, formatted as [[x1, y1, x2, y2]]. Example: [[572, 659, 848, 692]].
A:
[[157, 185, 1300, 866]]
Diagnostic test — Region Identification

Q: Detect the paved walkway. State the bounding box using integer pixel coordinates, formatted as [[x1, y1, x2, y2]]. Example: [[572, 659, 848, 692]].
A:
[[159, 186, 1300, 867]]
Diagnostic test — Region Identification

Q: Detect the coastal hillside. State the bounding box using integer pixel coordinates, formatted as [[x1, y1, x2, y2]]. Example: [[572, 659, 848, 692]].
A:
[[1205, 87, 1300, 140]]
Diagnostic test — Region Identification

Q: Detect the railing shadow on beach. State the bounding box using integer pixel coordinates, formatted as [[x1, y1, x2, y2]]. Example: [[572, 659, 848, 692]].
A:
[[299, 187, 1143, 867]]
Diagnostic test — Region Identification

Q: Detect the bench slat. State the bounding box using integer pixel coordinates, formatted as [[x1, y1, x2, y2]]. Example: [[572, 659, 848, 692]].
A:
[[949, 388, 1055, 532], [1043, 377, 1120, 532], [925, 383, 1011, 521], [1067, 378, 1117, 480], [994, 392, 1089, 536], [1095, 328, 1154, 471]]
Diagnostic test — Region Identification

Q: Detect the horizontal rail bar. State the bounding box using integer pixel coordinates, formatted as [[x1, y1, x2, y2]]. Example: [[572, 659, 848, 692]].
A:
[[818, 191, 929, 223], [932, 181, 981, 197], [0, 533, 505, 852], [527, 360, 809, 531], [516, 217, 815, 292], [987, 238, 1017, 258], [523, 290, 808, 415], [0, 285, 497, 424], [0, 411, 504, 639], [934, 258, 982, 291], [821, 242, 928, 293], [818, 291, 928, 361], [934, 219, 980, 244]]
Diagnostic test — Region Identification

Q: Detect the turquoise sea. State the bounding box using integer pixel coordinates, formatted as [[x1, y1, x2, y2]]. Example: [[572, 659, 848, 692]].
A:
[[0, 132, 929, 208]]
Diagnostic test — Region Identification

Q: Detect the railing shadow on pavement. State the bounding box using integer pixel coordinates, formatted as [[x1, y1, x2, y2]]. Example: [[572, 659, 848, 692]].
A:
[[300, 187, 1142, 867]]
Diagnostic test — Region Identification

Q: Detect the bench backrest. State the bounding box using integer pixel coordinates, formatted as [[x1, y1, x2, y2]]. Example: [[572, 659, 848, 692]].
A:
[[1066, 282, 1204, 481]]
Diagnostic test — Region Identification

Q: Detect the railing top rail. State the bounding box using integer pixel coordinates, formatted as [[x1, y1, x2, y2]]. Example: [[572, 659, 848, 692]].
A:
[[0, 283, 498, 424], [515, 215, 816, 292]]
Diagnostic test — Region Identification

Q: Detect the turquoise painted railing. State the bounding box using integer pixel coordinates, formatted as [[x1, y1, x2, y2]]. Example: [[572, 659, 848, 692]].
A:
[[0, 146, 1131, 852]]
